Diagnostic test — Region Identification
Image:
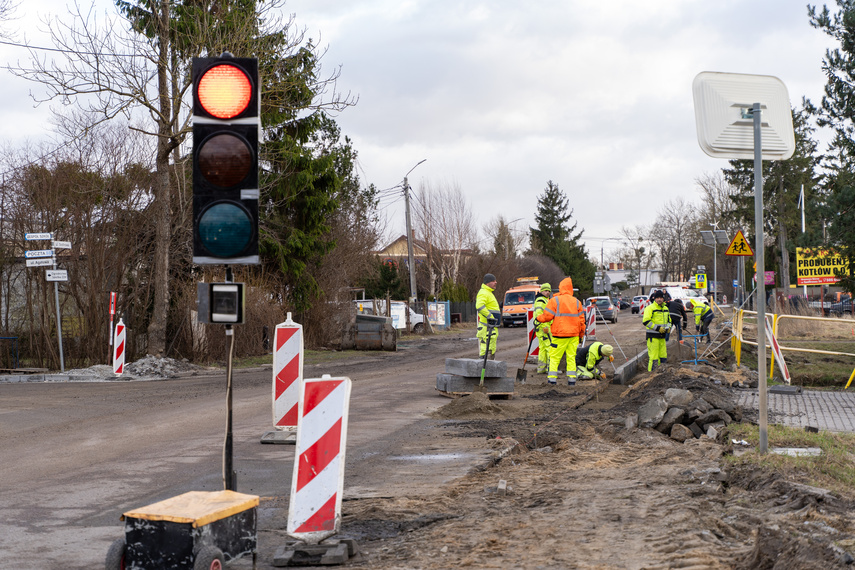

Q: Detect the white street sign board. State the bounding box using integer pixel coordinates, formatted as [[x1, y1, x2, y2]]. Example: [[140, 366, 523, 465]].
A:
[[25, 232, 52, 241], [52, 241, 72, 249], [26, 258, 54, 267], [25, 249, 54, 258], [46, 270, 68, 282], [692, 72, 795, 160]]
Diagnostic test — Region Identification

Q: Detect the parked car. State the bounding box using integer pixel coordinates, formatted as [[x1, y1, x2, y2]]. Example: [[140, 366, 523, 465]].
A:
[[827, 298, 854, 317], [585, 296, 618, 323], [354, 299, 426, 332], [630, 295, 649, 314], [615, 298, 631, 310]]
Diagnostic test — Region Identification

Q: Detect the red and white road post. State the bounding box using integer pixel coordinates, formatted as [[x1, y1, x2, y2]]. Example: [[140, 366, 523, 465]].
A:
[[273, 313, 304, 431], [287, 375, 352, 543], [108, 291, 117, 348], [765, 318, 791, 384], [112, 318, 125, 376], [525, 309, 539, 362], [583, 305, 597, 346]]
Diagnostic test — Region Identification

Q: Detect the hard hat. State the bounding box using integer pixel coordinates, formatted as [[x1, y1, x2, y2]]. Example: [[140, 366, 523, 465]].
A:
[[601, 344, 614, 356], [541, 283, 552, 292]]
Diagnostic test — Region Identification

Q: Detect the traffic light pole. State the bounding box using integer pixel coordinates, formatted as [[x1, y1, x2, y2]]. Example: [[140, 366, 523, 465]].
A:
[[223, 265, 236, 490]]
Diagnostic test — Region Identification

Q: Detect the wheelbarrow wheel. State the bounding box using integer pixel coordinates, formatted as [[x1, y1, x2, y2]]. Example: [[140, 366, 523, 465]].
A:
[[105, 538, 126, 570], [194, 545, 225, 570]]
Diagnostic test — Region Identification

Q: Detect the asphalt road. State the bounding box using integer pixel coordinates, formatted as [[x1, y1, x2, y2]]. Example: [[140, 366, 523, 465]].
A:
[[0, 311, 648, 569]]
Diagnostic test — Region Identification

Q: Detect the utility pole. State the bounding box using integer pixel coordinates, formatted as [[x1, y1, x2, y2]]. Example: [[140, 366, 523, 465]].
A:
[[403, 159, 426, 331]]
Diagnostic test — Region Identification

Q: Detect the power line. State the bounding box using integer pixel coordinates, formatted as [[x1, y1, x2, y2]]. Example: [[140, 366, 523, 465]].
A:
[[0, 38, 138, 58]]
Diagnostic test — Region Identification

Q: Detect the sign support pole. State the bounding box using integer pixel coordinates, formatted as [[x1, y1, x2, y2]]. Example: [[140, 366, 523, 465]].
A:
[[753, 102, 768, 454], [51, 256, 65, 372]]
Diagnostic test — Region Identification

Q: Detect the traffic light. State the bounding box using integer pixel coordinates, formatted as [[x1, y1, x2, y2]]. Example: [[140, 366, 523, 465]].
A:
[[192, 54, 260, 265]]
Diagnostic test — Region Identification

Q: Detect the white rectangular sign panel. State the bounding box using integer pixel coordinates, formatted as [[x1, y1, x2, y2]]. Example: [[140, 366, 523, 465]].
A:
[[46, 270, 68, 282], [25, 232, 52, 241], [52, 241, 72, 249], [25, 249, 54, 258], [26, 258, 53, 267]]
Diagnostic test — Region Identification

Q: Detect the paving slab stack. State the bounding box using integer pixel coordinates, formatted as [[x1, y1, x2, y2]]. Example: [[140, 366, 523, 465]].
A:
[[436, 358, 515, 396]]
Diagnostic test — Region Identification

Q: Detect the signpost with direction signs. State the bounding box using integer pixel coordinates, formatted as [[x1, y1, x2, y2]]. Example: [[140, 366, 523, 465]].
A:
[[24, 232, 68, 372]]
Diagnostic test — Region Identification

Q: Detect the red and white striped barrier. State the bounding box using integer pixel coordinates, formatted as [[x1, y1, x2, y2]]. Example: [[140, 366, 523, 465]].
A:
[[113, 318, 125, 376], [526, 309, 539, 361], [765, 318, 791, 384], [584, 305, 597, 344], [273, 313, 303, 431], [287, 375, 352, 543]]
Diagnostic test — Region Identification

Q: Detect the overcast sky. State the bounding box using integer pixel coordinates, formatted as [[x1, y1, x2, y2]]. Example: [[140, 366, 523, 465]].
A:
[[0, 0, 840, 262], [286, 0, 836, 260]]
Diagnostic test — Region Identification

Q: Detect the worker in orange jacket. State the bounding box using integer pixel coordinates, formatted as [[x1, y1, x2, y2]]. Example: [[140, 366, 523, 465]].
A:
[[535, 276, 586, 386]]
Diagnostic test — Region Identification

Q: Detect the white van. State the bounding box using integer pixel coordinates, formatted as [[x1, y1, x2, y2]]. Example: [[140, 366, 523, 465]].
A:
[[354, 299, 426, 332], [651, 286, 707, 311]]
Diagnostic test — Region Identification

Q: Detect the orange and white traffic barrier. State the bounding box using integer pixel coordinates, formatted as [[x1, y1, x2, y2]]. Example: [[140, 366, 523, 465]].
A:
[[113, 318, 125, 376], [273, 313, 303, 431], [287, 375, 352, 543], [526, 309, 539, 361]]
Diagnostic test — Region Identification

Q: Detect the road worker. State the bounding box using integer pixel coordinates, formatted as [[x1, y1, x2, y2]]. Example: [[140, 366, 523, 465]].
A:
[[533, 283, 553, 374], [664, 291, 688, 344], [690, 299, 714, 344], [576, 342, 614, 380], [642, 289, 671, 370], [476, 273, 501, 359], [536, 276, 586, 386]]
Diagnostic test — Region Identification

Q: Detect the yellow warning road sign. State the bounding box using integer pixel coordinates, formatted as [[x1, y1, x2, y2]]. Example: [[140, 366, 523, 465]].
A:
[[725, 230, 754, 256]]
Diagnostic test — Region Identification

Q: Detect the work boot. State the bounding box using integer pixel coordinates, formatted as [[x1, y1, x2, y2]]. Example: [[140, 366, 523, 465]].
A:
[[487, 350, 495, 360]]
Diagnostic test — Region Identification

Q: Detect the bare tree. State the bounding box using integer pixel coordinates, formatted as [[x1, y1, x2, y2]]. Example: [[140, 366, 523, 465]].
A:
[[649, 197, 703, 282], [412, 180, 477, 296], [9, 0, 352, 354]]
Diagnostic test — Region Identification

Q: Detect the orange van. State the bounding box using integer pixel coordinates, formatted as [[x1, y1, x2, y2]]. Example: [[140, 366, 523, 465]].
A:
[[500, 277, 542, 327]]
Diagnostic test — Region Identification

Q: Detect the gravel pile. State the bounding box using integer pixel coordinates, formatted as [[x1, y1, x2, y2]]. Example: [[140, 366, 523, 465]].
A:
[[64, 356, 207, 381]]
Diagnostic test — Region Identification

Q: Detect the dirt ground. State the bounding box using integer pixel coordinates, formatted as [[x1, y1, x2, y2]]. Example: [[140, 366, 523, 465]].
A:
[[328, 336, 855, 569]]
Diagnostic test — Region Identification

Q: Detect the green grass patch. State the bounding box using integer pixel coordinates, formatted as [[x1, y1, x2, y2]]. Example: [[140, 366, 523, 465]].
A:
[[726, 423, 855, 497]]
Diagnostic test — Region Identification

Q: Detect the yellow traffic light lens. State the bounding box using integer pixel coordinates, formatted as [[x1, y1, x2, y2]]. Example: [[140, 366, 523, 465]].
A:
[[197, 64, 252, 119], [198, 133, 253, 188]]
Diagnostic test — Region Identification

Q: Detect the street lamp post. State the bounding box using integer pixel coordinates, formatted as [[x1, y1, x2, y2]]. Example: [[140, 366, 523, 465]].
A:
[[403, 159, 426, 330], [700, 227, 730, 303]]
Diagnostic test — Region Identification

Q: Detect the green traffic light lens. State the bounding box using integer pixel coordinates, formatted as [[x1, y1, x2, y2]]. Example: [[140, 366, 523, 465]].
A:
[[198, 202, 254, 257], [198, 133, 253, 188]]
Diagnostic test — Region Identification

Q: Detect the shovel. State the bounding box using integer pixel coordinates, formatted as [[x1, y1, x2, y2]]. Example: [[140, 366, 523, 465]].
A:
[[515, 331, 538, 383], [479, 324, 497, 387]]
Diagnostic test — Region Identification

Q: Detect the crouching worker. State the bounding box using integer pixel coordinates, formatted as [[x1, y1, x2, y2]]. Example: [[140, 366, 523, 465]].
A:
[[690, 299, 714, 344], [643, 289, 671, 371], [576, 342, 614, 380]]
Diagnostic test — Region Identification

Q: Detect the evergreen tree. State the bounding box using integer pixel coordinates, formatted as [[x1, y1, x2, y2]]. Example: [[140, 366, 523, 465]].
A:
[[721, 107, 820, 286], [529, 181, 595, 290], [808, 1, 855, 292]]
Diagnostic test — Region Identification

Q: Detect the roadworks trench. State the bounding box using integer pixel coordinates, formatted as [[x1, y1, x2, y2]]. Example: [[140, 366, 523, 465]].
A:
[[334, 362, 855, 569]]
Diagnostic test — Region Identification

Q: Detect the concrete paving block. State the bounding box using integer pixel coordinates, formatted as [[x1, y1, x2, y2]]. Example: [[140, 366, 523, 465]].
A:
[[444, 358, 506, 378], [273, 541, 349, 566], [436, 373, 514, 394]]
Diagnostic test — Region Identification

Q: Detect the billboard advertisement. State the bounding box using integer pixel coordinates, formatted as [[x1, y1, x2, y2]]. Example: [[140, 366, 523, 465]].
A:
[[796, 248, 847, 285]]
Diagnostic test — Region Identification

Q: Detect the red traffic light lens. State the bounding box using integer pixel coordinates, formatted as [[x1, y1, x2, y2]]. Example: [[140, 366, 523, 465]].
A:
[[197, 133, 253, 188], [197, 64, 252, 119]]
